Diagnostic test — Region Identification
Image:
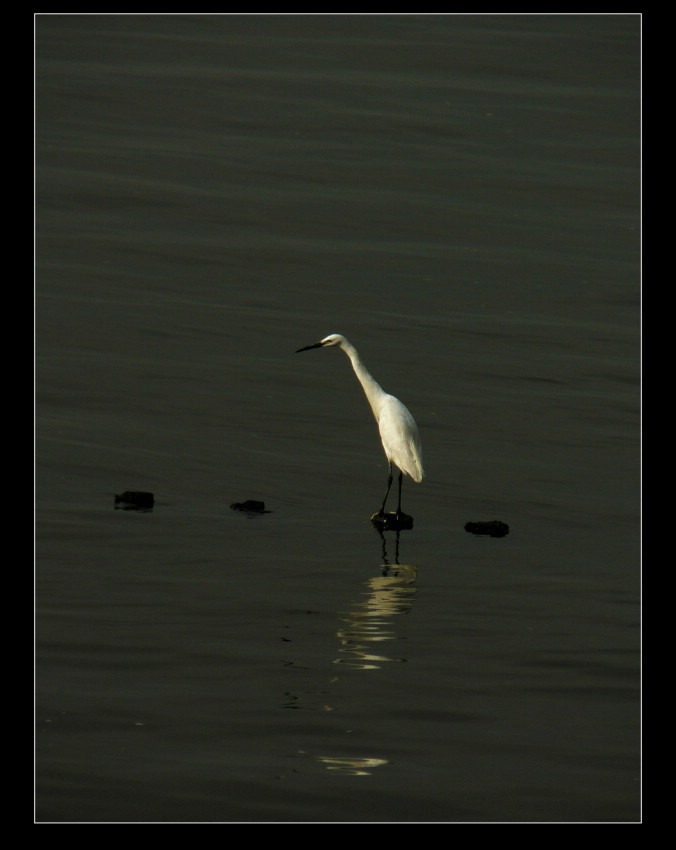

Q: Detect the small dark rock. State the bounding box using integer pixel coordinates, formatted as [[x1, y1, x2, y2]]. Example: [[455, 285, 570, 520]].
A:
[[464, 520, 509, 538], [370, 511, 414, 531], [115, 490, 154, 510], [230, 500, 267, 513]]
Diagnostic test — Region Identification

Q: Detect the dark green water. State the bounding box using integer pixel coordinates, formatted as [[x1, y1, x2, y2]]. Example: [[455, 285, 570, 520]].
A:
[[36, 14, 640, 823]]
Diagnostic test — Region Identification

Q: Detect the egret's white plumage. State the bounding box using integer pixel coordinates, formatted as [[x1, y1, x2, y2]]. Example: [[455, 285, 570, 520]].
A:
[[296, 333, 424, 516]]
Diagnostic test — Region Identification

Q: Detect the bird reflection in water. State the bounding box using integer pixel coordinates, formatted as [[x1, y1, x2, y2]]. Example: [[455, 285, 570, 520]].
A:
[[285, 531, 418, 776], [334, 530, 417, 671], [311, 535, 417, 774]]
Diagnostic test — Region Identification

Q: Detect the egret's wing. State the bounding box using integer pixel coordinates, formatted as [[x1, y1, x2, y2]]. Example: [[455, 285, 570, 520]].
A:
[[377, 396, 424, 483]]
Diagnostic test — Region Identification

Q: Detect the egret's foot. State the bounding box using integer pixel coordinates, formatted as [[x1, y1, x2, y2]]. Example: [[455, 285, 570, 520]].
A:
[[370, 511, 413, 531]]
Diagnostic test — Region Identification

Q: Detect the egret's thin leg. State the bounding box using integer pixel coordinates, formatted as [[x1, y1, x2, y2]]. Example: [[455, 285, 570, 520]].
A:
[[379, 464, 393, 515], [396, 471, 403, 515]]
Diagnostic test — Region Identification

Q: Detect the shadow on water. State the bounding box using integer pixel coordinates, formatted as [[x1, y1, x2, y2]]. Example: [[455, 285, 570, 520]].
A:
[[285, 527, 419, 777]]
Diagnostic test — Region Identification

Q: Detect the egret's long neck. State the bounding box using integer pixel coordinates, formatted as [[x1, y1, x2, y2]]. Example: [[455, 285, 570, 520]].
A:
[[339, 340, 386, 419]]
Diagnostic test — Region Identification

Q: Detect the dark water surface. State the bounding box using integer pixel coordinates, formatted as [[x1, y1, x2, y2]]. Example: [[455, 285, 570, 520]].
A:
[[36, 14, 640, 822]]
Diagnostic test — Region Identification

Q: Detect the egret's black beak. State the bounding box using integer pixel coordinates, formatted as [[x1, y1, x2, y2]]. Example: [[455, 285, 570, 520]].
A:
[[296, 341, 324, 353]]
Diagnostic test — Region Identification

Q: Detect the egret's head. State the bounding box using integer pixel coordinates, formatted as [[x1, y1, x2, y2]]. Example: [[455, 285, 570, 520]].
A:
[[296, 333, 345, 353], [318, 334, 345, 348]]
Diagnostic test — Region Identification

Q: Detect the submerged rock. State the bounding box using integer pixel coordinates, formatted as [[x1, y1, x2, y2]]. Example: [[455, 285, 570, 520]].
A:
[[370, 511, 414, 531], [114, 490, 154, 511], [464, 520, 509, 538], [230, 500, 268, 513]]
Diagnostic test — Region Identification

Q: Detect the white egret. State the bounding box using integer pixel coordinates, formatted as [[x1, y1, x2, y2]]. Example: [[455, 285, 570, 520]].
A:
[[296, 333, 424, 520]]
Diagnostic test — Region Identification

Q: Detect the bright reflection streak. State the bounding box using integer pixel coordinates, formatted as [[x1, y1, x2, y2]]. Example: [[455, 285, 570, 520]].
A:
[[288, 538, 419, 777], [335, 565, 417, 670], [317, 756, 389, 776]]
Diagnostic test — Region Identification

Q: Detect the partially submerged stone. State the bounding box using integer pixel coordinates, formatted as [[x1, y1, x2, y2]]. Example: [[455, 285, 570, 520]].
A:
[[464, 520, 509, 538], [114, 490, 154, 511], [230, 500, 268, 514], [370, 511, 414, 531]]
